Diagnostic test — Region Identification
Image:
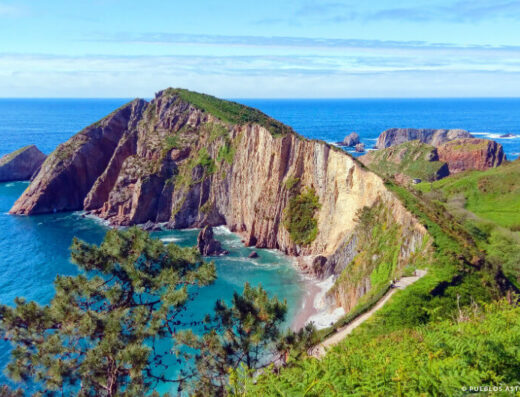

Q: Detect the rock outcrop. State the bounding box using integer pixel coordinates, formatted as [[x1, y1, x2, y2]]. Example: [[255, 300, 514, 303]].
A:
[[197, 226, 228, 256], [437, 138, 506, 174], [376, 128, 473, 149], [10, 87, 430, 314], [0, 145, 46, 182], [359, 140, 449, 182], [337, 132, 360, 147], [354, 143, 365, 153]]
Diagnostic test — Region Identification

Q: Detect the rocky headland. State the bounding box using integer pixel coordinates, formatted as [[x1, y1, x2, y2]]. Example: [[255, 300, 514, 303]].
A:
[[10, 88, 430, 316], [0, 145, 46, 182], [437, 138, 506, 173], [376, 128, 473, 149]]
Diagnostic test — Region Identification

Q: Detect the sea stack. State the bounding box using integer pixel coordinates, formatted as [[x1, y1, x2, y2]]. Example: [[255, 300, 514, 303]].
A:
[[197, 226, 228, 256], [337, 132, 360, 147], [0, 145, 46, 182]]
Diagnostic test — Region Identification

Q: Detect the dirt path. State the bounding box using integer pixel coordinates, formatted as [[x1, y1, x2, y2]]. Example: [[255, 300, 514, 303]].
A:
[[309, 269, 427, 358]]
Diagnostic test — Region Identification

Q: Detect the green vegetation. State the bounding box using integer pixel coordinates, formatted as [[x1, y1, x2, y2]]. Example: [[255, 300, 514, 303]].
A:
[[414, 160, 520, 288], [174, 147, 217, 188], [0, 228, 313, 396], [361, 140, 448, 182], [0, 227, 216, 396], [237, 301, 520, 396], [325, 199, 430, 338], [162, 88, 294, 137], [178, 283, 288, 395], [283, 187, 321, 245], [217, 142, 236, 165], [163, 135, 180, 150], [415, 160, 520, 229], [283, 175, 300, 191]]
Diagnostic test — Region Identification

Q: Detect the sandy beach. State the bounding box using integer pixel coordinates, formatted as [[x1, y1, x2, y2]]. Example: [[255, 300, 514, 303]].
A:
[[291, 275, 346, 331]]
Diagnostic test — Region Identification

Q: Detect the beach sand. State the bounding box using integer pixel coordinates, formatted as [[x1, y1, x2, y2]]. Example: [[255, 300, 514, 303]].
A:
[[291, 276, 346, 331]]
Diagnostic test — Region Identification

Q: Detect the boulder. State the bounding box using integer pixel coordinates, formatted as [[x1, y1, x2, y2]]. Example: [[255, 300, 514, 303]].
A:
[[0, 145, 46, 182], [337, 132, 360, 147], [376, 128, 473, 149], [248, 251, 259, 258], [140, 220, 162, 231], [355, 143, 365, 152], [197, 226, 228, 256], [437, 138, 506, 174]]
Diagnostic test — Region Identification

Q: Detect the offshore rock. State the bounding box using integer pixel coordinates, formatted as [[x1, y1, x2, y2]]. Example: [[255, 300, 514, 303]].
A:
[[197, 226, 228, 256], [376, 128, 473, 149], [337, 132, 360, 147], [0, 145, 46, 182]]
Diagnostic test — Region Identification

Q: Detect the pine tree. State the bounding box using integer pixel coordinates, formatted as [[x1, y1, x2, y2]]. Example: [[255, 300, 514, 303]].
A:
[[0, 227, 216, 396]]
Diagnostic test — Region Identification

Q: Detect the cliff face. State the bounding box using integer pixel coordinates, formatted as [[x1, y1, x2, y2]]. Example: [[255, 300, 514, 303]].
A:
[[376, 128, 473, 149], [437, 138, 506, 174], [10, 88, 429, 275], [0, 145, 46, 182]]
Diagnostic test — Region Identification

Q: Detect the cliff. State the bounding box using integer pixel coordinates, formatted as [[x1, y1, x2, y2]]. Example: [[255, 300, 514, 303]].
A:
[[0, 145, 46, 182], [437, 138, 506, 174], [376, 128, 473, 149], [359, 140, 449, 183], [10, 89, 430, 312]]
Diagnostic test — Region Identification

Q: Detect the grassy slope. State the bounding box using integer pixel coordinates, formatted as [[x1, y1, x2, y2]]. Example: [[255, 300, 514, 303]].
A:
[[415, 160, 520, 229], [237, 178, 511, 396], [415, 160, 520, 289], [360, 140, 447, 182], [236, 302, 520, 397]]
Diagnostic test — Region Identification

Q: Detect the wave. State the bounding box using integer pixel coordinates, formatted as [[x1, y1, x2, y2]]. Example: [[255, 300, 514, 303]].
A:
[[160, 237, 181, 243], [471, 132, 518, 140]]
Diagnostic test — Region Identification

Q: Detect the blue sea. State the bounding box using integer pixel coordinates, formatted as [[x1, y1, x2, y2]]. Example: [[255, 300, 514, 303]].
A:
[[1, 98, 520, 392]]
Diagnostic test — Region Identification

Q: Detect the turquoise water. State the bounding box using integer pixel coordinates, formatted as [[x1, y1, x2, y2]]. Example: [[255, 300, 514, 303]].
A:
[[0, 181, 303, 391], [1, 98, 520, 391]]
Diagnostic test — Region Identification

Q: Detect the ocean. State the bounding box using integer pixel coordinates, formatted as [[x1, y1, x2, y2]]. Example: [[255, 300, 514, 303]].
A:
[[1, 97, 519, 391]]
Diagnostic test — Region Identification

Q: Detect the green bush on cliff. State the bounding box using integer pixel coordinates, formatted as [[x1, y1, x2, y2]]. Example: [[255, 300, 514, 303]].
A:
[[217, 142, 235, 165], [283, 187, 321, 245]]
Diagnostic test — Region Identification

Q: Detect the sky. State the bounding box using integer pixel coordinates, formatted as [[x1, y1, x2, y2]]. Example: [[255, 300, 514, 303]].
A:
[[1, 0, 520, 98]]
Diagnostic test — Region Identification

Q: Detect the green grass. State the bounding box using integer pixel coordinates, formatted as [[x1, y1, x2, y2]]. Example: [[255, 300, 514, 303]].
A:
[[415, 160, 520, 229], [361, 140, 448, 182], [162, 88, 295, 137]]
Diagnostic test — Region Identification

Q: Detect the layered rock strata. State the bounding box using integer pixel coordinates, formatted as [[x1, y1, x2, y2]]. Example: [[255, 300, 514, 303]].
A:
[[10, 88, 431, 311]]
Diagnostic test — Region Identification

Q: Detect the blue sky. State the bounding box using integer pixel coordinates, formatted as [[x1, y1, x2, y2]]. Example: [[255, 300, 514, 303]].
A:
[[1, 0, 520, 97]]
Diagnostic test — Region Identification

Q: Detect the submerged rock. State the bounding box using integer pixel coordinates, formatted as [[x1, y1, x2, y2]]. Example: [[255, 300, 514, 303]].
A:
[[376, 128, 473, 149], [197, 226, 228, 256], [337, 132, 360, 147], [140, 220, 162, 231], [248, 251, 259, 258], [0, 145, 46, 182]]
